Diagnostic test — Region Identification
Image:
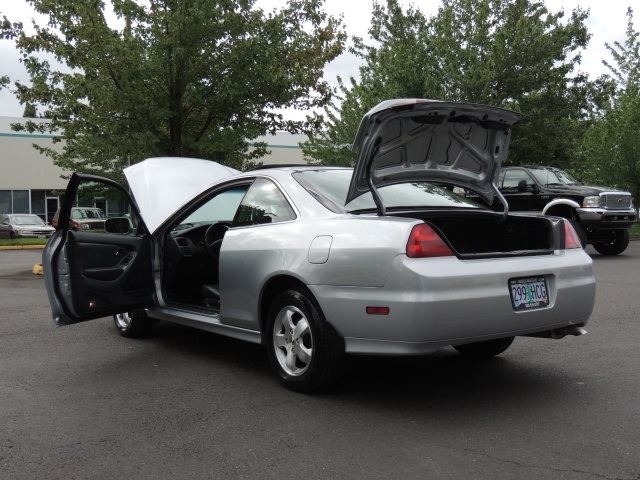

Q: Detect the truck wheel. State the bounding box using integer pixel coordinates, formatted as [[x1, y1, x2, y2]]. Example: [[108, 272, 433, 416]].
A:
[[592, 229, 630, 256], [567, 219, 587, 248]]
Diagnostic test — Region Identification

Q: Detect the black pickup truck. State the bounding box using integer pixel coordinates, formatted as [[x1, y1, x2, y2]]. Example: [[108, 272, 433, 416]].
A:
[[495, 166, 637, 255]]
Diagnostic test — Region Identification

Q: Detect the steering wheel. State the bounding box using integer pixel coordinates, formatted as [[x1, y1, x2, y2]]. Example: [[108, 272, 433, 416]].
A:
[[204, 223, 229, 262]]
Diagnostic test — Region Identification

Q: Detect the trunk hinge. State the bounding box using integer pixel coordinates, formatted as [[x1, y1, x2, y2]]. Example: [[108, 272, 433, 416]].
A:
[[491, 164, 509, 223], [365, 138, 385, 216]]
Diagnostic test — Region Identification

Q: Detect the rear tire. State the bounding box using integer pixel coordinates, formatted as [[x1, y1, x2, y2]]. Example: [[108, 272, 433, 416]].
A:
[[113, 310, 154, 338], [592, 229, 630, 256], [266, 288, 344, 393], [453, 336, 515, 358]]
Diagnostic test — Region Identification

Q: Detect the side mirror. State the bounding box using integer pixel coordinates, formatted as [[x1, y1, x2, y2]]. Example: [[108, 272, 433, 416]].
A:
[[104, 217, 132, 234]]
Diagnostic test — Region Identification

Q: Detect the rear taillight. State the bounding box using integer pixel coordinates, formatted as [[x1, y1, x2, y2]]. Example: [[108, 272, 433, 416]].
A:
[[563, 220, 582, 249], [406, 224, 453, 258]]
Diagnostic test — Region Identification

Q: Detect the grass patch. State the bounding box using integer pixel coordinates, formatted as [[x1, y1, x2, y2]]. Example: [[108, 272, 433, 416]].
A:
[[0, 238, 49, 246], [630, 223, 640, 238]]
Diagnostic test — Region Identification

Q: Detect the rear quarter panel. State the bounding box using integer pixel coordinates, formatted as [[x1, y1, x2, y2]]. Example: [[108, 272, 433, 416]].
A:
[[218, 215, 417, 330]]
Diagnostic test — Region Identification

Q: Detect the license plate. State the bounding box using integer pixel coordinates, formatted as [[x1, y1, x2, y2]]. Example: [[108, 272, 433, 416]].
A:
[[509, 276, 549, 311], [38, 235, 46, 238]]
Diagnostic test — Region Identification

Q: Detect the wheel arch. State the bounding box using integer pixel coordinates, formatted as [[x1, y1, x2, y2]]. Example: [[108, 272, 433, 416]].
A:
[[259, 275, 309, 338], [258, 275, 345, 347], [542, 198, 581, 220]]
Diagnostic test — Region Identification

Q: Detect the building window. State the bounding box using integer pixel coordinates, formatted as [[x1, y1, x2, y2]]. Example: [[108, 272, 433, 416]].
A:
[[12, 190, 30, 213], [0, 191, 10, 214], [31, 190, 46, 219], [106, 198, 127, 217]]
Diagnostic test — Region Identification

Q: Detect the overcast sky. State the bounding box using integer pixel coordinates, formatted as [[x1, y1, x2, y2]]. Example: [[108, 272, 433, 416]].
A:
[[0, 0, 633, 118]]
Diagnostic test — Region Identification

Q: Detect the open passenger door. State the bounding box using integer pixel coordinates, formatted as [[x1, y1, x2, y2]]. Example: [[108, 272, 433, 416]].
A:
[[43, 173, 155, 326]]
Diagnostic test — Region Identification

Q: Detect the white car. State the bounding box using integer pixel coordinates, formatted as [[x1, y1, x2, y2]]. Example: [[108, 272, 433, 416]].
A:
[[43, 99, 596, 391], [0, 214, 55, 239]]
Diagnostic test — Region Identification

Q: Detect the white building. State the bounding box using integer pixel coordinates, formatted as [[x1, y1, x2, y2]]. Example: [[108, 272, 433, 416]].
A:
[[0, 117, 307, 223], [0, 117, 67, 223]]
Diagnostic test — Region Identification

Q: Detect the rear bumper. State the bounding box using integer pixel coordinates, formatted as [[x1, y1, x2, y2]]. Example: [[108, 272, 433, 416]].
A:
[[309, 249, 595, 355]]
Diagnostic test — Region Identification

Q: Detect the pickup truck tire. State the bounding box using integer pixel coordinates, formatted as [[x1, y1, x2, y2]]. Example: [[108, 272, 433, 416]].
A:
[[567, 218, 587, 248], [592, 229, 630, 256]]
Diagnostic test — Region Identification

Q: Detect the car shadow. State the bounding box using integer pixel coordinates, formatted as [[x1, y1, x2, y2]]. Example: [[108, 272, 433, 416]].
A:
[[586, 245, 637, 259], [138, 320, 272, 375], [124, 321, 585, 414], [337, 351, 545, 400]]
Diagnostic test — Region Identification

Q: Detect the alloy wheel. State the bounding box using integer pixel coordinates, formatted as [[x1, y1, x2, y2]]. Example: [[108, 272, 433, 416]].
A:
[[272, 305, 314, 376], [114, 311, 133, 330]]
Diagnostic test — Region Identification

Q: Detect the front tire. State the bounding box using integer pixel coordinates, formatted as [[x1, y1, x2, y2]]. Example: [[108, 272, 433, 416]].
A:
[[592, 229, 630, 256], [453, 336, 515, 358], [113, 310, 154, 338], [267, 288, 344, 392]]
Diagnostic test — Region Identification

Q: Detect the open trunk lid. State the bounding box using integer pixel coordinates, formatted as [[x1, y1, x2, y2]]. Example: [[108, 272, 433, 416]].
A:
[[347, 99, 522, 210]]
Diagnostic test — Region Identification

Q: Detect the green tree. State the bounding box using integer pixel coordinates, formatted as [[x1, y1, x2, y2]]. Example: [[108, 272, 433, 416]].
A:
[[581, 8, 640, 203], [1, 0, 345, 180], [303, 0, 594, 168], [303, 0, 431, 165], [22, 102, 37, 117]]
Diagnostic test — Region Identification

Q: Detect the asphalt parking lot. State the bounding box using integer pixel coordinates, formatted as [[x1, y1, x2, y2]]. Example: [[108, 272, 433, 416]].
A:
[[1, 245, 639, 479]]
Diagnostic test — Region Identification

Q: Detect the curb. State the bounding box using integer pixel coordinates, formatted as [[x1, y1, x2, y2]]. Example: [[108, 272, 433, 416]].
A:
[[0, 245, 46, 250]]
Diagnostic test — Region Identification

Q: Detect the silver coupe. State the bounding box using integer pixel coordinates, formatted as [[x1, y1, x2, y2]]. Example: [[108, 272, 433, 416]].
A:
[[43, 99, 596, 392]]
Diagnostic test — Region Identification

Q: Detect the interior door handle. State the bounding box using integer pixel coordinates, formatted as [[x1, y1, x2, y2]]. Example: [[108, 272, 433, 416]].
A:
[[115, 247, 126, 257]]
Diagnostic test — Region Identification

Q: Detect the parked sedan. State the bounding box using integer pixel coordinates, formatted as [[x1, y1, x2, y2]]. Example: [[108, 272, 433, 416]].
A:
[[42, 99, 596, 392], [0, 214, 55, 239]]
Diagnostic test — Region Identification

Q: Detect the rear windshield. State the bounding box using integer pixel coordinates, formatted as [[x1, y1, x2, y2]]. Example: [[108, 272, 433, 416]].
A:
[[293, 169, 481, 213]]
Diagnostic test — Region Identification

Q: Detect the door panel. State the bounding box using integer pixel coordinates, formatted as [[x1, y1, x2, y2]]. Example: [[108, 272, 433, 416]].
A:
[[65, 231, 154, 316]]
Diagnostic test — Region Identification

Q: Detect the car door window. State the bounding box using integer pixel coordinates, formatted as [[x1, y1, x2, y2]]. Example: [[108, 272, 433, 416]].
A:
[[232, 178, 296, 227], [179, 188, 248, 229], [502, 170, 535, 190]]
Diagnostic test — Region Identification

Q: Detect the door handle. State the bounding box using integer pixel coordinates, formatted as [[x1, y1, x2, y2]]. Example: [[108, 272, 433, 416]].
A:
[[115, 247, 126, 257]]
